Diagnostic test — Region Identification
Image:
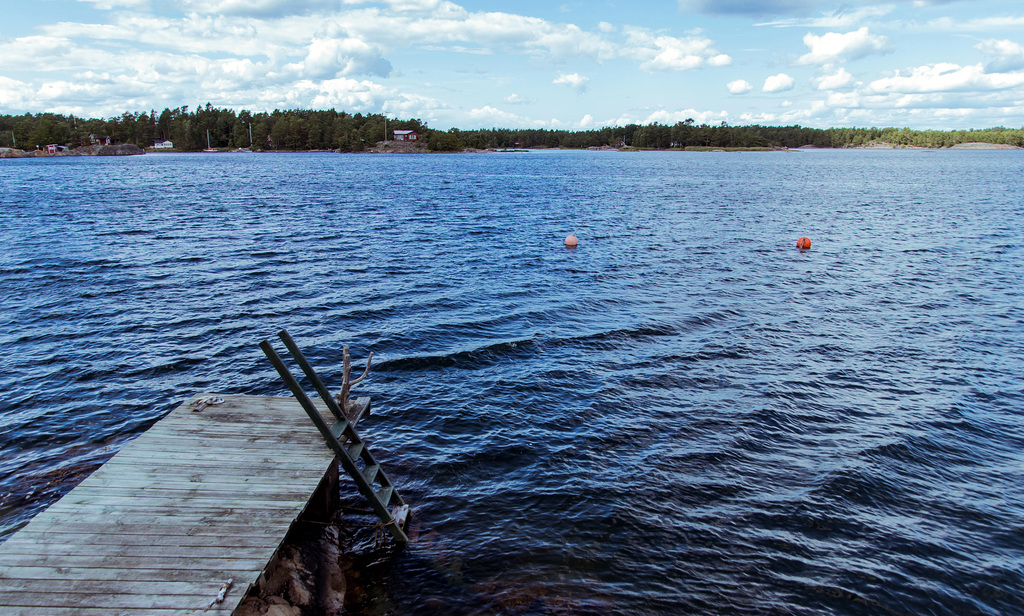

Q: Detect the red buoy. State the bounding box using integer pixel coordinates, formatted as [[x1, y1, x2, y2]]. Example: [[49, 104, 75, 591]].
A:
[[796, 237, 811, 250], [565, 234, 579, 247]]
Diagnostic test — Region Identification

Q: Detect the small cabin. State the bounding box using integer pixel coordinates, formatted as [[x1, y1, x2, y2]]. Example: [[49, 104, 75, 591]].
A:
[[153, 140, 174, 149], [393, 130, 419, 142], [45, 144, 58, 154]]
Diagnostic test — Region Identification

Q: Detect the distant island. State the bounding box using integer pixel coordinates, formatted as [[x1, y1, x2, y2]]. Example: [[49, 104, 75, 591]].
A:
[[2, 105, 1022, 155]]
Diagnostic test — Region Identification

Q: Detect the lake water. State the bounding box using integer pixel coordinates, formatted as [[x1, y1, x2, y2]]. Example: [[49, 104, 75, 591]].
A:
[[1, 149, 1022, 615]]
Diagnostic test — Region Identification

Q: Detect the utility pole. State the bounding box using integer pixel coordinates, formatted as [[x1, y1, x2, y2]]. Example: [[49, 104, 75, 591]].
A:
[[384, 115, 387, 142]]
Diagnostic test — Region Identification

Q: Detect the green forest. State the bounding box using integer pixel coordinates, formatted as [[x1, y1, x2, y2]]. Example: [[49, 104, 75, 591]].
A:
[[2, 104, 1023, 152]]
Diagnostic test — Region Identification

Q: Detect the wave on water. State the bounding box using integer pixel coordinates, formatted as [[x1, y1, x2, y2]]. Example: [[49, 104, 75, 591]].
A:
[[1, 150, 1023, 615]]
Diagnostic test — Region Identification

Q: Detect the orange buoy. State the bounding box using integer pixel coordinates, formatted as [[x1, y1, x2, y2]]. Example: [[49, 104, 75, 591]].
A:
[[796, 236, 811, 250], [565, 234, 579, 247]]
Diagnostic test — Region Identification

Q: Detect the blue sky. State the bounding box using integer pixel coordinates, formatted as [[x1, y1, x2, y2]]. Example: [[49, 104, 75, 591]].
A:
[[2, 0, 1024, 130]]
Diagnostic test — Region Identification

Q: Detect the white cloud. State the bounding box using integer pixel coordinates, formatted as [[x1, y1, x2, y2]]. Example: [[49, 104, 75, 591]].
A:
[[678, 0, 819, 18], [737, 100, 828, 126], [277, 76, 383, 110], [76, 0, 150, 9], [926, 15, 1024, 32], [466, 105, 542, 127], [285, 37, 392, 78], [340, 9, 617, 63], [624, 27, 731, 72], [259, 77, 448, 121], [32, 4, 736, 119], [0, 36, 93, 72], [976, 39, 1024, 73], [525, 20, 617, 62], [608, 108, 728, 128], [727, 79, 753, 94], [0, 76, 33, 110], [763, 73, 795, 92], [826, 91, 861, 107], [382, 0, 461, 12], [8, 0, 1024, 131], [798, 27, 890, 65], [756, 5, 895, 28], [868, 62, 1024, 94], [54, 7, 615, 65], [42, 14, 286, 58], [553, 72, 589, 92], [37, 79, 114, 104], [639, 108, 728, 125], [381, 91, 449, 119], [176, 0, 341, 17], [814, 67, 855, 90]]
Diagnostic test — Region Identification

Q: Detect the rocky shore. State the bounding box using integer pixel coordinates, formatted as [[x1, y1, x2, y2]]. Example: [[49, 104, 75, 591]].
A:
[[855, 140, 1022, 149], [950, 141, 1021, 149], [0, 144, 145, 158], [234, 521, 347, 616]]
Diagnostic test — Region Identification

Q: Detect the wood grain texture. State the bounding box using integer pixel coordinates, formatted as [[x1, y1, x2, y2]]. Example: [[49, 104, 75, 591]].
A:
[[0, 394, 337, 615]]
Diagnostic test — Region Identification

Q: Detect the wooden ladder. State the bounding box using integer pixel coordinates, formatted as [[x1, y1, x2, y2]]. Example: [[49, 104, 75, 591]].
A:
[[259, 330, 410, 543]]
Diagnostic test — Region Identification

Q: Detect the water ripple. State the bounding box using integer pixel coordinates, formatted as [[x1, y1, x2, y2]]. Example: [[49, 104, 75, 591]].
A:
[[1, 150, 1023, 615]]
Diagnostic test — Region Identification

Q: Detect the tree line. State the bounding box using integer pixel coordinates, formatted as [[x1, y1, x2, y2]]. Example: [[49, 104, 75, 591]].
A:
[[1, 105, 1022, 151]]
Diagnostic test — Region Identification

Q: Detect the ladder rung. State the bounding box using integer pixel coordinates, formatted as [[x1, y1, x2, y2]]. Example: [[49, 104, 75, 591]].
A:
[[263, 332, 408, 543], [330, 419, 349, 440], [361, 464, 379, 484]]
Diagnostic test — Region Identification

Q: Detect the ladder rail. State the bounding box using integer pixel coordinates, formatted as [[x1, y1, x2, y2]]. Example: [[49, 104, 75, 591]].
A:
[[258, 338, 408, 543], [258, 340, 341, 457], [274, 330, 405, 507], [277, 329, 347, 423]]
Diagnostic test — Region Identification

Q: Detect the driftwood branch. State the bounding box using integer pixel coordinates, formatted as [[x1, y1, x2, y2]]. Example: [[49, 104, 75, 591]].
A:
[[336, 346, 373, 413]]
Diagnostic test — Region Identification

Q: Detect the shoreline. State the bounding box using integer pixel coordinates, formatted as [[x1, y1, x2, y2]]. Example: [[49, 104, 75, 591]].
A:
[[0, 144, 146, 158], [3, 141, 1020, 159]]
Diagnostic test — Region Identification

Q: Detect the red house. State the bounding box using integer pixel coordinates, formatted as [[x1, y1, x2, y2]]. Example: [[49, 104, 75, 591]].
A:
[[393, 130, 419, 142]]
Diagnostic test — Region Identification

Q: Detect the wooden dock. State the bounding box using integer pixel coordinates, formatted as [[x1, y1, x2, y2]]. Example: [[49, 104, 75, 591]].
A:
[[0, 393, 347, 615]]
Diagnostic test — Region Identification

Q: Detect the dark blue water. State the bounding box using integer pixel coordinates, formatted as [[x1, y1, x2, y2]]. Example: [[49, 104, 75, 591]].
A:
[[1, 150, 1022, 615]]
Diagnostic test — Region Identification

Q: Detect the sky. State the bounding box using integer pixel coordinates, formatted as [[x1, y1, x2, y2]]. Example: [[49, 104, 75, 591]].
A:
[[2, 0, 1024, 131]]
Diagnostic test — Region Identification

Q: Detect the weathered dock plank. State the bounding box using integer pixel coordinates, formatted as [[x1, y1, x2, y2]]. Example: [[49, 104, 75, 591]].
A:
[[0, 553, 269, 571], [0, 565, 257, 583], [0, 394, 337, 615]]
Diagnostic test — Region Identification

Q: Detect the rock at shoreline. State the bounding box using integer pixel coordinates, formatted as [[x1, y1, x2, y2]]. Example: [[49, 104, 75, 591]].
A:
[[234, 521, 347, 616], [369, 140, 428, 153], [74, 144, 146, 156], [0, 144, 146, 158], [950, 142, 1021, 149], [0, 148, 43, 158]]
